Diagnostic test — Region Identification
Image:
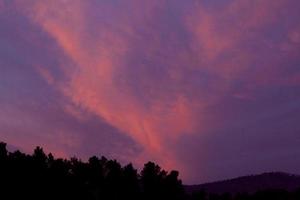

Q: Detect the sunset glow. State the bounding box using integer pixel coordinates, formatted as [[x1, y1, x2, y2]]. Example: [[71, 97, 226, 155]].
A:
[[1, 0, 300, 184]]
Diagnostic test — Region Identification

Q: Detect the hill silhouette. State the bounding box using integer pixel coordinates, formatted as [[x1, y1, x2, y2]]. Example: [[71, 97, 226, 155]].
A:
[[185, 172, 300, 195]]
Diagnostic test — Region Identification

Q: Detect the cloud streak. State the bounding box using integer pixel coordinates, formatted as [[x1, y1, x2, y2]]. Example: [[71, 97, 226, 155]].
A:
[[1, 0, 300, 183], [20, 0, 201, 170]]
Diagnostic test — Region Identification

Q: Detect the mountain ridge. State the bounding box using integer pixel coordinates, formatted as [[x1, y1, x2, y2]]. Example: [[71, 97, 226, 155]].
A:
[[185, 172, 300, 195]]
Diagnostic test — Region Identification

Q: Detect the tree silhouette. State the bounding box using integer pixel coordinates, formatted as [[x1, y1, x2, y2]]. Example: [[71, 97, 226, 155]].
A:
[[141, 161, 185, 200], [0, 141, 187, 199], [0, 142, 7, 159], [1, 141, 299, 200]]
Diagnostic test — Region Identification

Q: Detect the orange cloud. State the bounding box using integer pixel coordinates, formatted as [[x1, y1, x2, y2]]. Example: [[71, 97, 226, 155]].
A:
[[18, 0, 198, 173], [185, 0, 288, 77], [14, 0, 300, 181], [36, 66, 55, 85]]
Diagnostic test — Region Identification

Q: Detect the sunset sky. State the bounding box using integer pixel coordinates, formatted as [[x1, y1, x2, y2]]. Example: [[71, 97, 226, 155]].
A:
[[1, 0, 300, 184]]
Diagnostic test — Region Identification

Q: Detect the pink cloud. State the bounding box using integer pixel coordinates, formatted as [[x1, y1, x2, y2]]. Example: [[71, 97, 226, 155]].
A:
[[11, 0, 300, 181], [16, 0, 199, 173]]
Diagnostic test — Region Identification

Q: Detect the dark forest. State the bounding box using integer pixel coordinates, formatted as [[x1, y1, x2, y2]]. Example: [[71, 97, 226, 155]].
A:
[[1, 142, 300, 200]]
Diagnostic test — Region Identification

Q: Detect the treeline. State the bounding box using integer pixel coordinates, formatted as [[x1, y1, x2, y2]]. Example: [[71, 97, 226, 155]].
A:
[[1, 142, 300, 200], [0, 142, 184, 200]]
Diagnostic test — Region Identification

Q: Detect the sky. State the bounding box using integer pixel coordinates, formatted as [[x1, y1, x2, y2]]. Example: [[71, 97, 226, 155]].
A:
[[0, 0, 300, 184]]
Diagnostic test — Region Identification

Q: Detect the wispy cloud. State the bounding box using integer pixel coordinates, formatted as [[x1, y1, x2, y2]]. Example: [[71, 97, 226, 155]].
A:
[[1, 0, 300, 183]]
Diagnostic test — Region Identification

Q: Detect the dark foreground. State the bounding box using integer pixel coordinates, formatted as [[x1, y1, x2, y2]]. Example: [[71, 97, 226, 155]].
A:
[[1, 142, 300, 200]]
